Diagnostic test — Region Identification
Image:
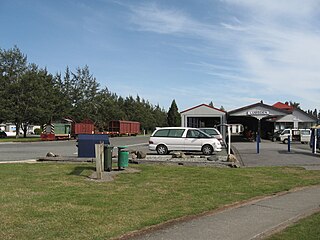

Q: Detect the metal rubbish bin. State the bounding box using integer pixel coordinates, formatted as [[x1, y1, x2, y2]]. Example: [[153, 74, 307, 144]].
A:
[[118, 146, 129, 169], [77, 134, 110, 158], [104, 145, 113, 172]]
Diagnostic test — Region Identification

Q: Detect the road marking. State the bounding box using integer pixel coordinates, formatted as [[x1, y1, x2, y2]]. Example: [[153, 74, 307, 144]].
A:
[[0, 142, 17, 145]]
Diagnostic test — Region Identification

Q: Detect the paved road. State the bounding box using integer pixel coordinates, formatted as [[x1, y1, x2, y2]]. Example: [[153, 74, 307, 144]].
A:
[[232, 140, 320, 167], [131, 186, 320, 240], [0, 136, 150, 161], [0, 140, 78, 161], [109, 135, 149, 152]]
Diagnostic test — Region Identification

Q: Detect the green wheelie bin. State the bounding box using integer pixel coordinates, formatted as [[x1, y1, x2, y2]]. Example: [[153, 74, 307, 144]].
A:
[[104, 145, 114, 172], [118, 146, 129, 169]]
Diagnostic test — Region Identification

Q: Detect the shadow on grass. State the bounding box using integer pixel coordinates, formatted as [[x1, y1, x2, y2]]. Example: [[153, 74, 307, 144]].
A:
[[68, 166, 95, 176]]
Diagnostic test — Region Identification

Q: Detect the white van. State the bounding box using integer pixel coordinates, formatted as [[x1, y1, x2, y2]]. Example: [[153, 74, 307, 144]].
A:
[[300, 129, 311, 144], [280, 129, 298, 143], [279, 129, 311, 144], [149, 127, 222, 155]]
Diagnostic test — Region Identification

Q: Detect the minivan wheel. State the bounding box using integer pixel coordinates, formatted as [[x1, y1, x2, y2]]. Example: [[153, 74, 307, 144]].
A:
[[283, 139, 288, 144], [156, 144, 168, 155], [202, 145, 213, 155]]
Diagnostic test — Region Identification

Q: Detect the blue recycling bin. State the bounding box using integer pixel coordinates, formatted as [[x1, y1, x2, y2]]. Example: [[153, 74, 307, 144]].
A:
[[77, 134, 110, 158]]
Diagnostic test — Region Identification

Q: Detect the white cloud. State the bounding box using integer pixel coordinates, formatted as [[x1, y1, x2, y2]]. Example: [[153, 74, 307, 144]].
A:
[[223, 0, 320, 19], [129, 3, 194, 34], [220, 22, 246, 31], [127, 1, 320, 110], [128, 2, 230, 43]]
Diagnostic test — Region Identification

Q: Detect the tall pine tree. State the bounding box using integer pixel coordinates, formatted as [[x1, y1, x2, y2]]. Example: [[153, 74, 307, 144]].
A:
[[167, 99, 181, 127]]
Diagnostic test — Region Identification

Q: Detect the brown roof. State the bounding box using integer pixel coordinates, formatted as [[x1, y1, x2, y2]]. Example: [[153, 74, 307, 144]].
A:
[[273, 102, 293, 111]]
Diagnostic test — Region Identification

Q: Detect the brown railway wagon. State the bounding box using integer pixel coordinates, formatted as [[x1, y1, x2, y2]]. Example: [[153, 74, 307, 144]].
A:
[[72, 122, 95, 137], [108, 120, 140, 136]]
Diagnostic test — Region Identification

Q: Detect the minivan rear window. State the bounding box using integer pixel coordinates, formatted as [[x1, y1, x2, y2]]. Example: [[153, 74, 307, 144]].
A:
[[153, 129, 185, 138], [154, 129, 169, 137]]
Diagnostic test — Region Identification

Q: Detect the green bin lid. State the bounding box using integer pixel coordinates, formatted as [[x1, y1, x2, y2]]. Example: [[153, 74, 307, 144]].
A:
[[118, 146, 128, 149]]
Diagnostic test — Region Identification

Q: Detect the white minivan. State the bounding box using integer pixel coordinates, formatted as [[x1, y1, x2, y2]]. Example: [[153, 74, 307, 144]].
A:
[[149, 127, 222, 155]]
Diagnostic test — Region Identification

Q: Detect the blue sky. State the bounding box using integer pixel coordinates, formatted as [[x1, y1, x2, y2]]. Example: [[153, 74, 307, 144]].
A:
[[1, 0, 320, 112]]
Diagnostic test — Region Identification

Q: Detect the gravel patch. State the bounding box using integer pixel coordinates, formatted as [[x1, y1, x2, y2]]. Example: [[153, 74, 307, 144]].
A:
[[131, 152, 240, 168], [88, 167, 141, 182]]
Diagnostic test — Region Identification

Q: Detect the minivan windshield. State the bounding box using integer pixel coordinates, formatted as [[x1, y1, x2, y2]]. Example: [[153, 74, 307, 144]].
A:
[[281, 129, 290, 135], [199, 130, 211, 138]]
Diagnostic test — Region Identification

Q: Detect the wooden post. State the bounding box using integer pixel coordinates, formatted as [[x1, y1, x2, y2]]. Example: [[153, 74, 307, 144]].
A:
[[95, 143, 104, 179]]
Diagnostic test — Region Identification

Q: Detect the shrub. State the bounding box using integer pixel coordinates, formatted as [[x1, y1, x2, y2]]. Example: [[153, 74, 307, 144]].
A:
[[34, 128, 41, 135]]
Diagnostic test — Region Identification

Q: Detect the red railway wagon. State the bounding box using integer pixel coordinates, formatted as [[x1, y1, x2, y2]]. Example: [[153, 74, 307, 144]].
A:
[[108, 120, 140, 136], [71, 119, 95, 137]]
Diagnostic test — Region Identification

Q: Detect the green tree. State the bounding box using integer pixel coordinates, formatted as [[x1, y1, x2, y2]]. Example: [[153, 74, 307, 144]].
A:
[[167, 99, 181, 127], [56, 65, 100, 123], [153, 104, 168, 127], [0, 46, 170, 136], [53, 66, 74, 118], [0, 46, 62, 137], [19, 65, 62, 137], [93, 89, 126, 130], [313, 109, 318, 118], [52, 78, 68, 119], [289, 101, 300, 109], [0, 46, 28, 137], [70, 65, 100, 121]]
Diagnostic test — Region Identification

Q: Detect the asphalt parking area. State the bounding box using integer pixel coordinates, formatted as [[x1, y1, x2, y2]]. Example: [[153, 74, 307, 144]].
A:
[[232, 140, 320, 167]]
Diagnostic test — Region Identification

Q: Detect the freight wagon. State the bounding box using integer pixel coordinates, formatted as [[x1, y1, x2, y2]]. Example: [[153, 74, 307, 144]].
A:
[[71, 119, 95, 138], [41, 123, 71, 140], [108, 120, 140, 136]]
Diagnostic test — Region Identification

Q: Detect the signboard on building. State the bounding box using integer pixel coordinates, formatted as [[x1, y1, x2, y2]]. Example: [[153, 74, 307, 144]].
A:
[[247, 110, 270, 120], [247, 111, 270, 116]]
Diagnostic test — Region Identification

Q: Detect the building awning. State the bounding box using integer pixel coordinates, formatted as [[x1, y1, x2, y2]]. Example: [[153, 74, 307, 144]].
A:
[[228, 102, 288, 119], [270, 114, 304, 123]]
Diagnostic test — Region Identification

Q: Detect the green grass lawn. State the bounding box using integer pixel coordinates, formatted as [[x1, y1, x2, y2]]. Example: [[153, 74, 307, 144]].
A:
[[0, 137, 41, 142], [1, 163, 320, 240], [267, 212, 320, 240]]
